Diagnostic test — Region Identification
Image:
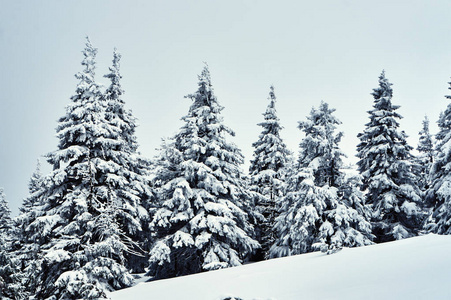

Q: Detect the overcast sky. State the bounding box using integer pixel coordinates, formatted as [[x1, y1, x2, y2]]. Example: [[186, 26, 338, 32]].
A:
[[1, 0, 450, 214]]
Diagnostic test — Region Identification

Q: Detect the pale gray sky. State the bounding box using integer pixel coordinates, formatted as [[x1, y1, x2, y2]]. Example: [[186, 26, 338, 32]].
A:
[[1, 0, 450, 214]]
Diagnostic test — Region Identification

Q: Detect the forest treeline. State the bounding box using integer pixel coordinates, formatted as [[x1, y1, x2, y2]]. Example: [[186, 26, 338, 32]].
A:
[[0, 38, 450, 299]]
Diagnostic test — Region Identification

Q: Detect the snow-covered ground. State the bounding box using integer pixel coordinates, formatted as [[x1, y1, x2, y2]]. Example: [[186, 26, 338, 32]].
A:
[[110, 234, 451, 300]]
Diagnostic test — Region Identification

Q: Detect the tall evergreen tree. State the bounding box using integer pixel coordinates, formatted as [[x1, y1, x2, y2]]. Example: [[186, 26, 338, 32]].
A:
[[426, 78, 451, 234], [270, 102, 373, 258], [24, 38, 137, 299], [103, 48, 153, 271], [14, 160, 46, 298], [0, 188, 24, 299], [148, 65, 259, 279], [416, 116, 434, 192], [249, 86, 289, 260], [0, 188, 12, 236], [356, 71, 423, 243], [28, 160, 43, 196]]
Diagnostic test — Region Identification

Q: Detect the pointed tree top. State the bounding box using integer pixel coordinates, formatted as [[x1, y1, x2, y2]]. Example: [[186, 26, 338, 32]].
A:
[[77, 36, 98, 83], [0, 188, 11, 231], [269, 85, 275, 99], [34, 158, 41, 172], [266, 85, 277, 111], [28, 159, 43, 193], [112, 47, 122, 68], [319, 100, 331, 112], [83, 36, 97, 58], [198, 62, 212, 86], [372, 70, 393, 100], [104, 47, 123, 84], [421, 115, 430, 130], [185, 63, 219, 110]]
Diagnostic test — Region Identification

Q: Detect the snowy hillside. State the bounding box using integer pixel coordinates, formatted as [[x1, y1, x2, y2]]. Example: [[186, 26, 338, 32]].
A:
[[110, 234, 451, 300]]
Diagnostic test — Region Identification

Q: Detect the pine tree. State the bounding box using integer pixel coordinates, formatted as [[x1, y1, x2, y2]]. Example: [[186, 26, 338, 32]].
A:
[[28, 160, 43, 195], [416, 116, 434, 192], [148, 65, 259, 279], [0, 188, 24, 299], [298, 101, 344, 187], [25, 38, 136, 299], [14, 160, 46, 298], [426, 78, 451, 234], [0, 189, 12, 235], [356, 71, 423, 243], [249, 86, 289, 260], [103, 48, 153, 271], [270, 102, 373, 257]]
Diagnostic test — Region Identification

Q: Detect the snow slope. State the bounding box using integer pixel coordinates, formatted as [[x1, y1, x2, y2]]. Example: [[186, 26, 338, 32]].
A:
[[110, 234, 451, 300]]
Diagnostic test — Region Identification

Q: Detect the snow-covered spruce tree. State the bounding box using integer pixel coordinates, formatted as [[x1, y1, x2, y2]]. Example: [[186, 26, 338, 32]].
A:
[[103, 48, 153, 271], [26, 160, 44, 201], [14, 160, 46, 298], [0, 188, 24, 299], [0, 188, 12, 239], [426, 79, 451, 234], [16, 160, 45, 231], [415, 116, 434, 192], [148, 65, 259, 279], [298, 101, 344, 187], [356, 71, 423, 243], [25, 38, 137, 299], [249, 86, 290, 260], [270, 102, 373, 257]]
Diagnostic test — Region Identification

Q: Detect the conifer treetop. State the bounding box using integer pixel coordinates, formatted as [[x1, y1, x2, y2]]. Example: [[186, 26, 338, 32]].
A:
[[417, 116, 434, 155], [28, 159, 42, 193], [77, 36, 98, 85], [298, 101, 344, 187], [371, 70, 393, 100], [104, 48, 124, 102], [0, 188, 11, 233], [259, 85, 281, 133], [103, 48, 140, 153], [249, 85, 288, 175], [186, 64, 218, 109]]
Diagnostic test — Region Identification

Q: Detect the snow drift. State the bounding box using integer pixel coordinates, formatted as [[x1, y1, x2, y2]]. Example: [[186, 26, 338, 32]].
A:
[[110, 234, 451, 300]]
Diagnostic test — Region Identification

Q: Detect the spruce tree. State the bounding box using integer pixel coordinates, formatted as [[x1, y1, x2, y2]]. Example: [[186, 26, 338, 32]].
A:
[[249, 86, 289, 260], [426, 78, 451, 234], [148, 65, 259, 279], [25, 38, 136, 299], [416, 116, 434, 192], [0, 188, 24, 299], [103, 48, 153, 271], [14, 160, 46, 298], [298, 101, 344, 187], [27, 160, 43, 196], [0, 188, 12, 237], [356, 71, 423, 243], [270, 102, 373, 257]]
